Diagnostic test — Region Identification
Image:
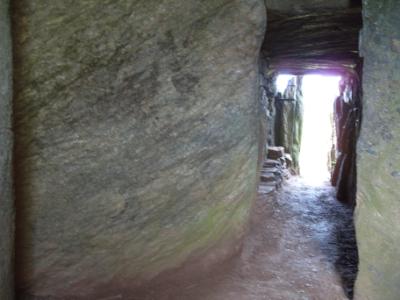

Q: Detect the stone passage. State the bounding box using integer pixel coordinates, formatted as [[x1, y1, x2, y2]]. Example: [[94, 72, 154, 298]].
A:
[[135, 177, 358, 299], [3, 0, 400, 298]]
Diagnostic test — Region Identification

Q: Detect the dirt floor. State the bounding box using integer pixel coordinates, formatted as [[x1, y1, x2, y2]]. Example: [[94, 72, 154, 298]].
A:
[[136, 177, 358, 300]]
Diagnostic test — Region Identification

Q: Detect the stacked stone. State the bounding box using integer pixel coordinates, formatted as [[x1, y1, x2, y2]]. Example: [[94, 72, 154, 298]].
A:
[[258, 146, 291, 195]]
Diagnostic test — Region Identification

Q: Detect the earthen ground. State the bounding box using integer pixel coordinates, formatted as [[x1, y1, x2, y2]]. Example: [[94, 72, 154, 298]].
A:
[[136, 177, 358, 300]]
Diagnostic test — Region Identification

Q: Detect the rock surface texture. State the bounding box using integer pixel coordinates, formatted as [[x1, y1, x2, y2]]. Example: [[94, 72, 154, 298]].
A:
[[355, 1, 400, 299], [263, 7, 362, 74], [12, 1, 266, 299], [274, 77, 303, 172], [331, 74, 362, 205], [0, 0, 14, 299]]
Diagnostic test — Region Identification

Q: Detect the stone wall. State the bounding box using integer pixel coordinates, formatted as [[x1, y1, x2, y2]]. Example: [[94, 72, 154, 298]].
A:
[[274, 76, 303, 172], [355, 0, 400, 298], [331, 72, 362, 205], [12, 0, 266, 298], [258, 55, 275, 156], [0, 0, 14, 299]]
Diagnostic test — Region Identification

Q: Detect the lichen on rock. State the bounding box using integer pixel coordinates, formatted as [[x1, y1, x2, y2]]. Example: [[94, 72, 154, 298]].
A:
[[12, 0, 267, 298]]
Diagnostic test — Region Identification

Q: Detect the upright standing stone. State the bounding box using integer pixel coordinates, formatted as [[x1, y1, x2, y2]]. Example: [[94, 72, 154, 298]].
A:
[[12, 0, 266, 298], [274, 77, 303, 172], [355, 1, 400, 298]]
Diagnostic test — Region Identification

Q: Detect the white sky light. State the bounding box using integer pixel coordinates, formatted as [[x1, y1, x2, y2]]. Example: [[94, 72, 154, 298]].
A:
[[276, 74, 296, 94], [299, 74, 341, 183]]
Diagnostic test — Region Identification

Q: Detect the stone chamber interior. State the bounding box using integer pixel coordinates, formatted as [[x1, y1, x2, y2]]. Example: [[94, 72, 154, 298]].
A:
[[1, 0, 400, 299]]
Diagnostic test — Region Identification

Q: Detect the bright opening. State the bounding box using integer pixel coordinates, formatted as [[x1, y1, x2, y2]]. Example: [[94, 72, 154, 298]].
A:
[[299, 75, 341, 182], [276, 74, 296, 94]]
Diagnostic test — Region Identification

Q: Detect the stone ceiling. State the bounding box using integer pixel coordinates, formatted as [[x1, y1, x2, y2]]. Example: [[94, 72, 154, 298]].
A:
[[265, 0, 360, 16], [263, 1, 363, 74]]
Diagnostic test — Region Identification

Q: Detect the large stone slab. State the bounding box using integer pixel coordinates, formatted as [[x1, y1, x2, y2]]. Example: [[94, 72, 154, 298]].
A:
[[265, 0, 352, 15], [0, 0, 14, 299], [355, 1, 400, 299], [12, 0, 266, 298]]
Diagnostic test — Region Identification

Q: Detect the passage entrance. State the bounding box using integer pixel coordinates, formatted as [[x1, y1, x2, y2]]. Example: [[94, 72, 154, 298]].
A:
[[299, 75, 341, 182]]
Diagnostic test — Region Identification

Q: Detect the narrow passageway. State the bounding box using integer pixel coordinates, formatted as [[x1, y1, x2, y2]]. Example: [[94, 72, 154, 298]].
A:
[[136, 64, 360, 300], [138, 176, 358, 300]]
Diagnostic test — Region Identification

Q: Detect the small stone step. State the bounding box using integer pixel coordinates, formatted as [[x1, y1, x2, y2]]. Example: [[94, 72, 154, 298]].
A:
[[263, 159, 281, 168], [260, 173, 276, 183], [267, 146, 285, 160], [258, 151, 291, 195], [261, 167, 282, 176]]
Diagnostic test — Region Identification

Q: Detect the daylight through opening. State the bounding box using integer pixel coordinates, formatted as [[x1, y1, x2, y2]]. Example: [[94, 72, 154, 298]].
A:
[[300, 75, 341, 182], [276, 74, 342, 183]]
